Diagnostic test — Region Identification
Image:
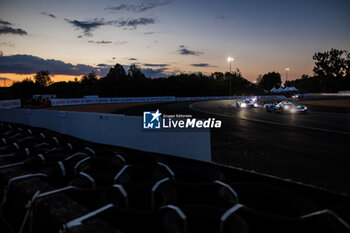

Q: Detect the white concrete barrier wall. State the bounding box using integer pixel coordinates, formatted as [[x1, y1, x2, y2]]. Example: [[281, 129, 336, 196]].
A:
[[0, 95, 286, 109], [50, 95, 291, 107], [0, 109, 211, 162], [51, 96, 243, 106], [51, 96, 178, 106], [319, 93, 350, 96], [295, 93, 350, 97], [257, 95, 286, 101]]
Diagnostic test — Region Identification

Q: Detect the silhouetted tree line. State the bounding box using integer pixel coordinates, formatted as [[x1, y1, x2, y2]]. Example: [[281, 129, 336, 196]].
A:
[[256, 49, 350, 93], [1, 48, 349, 100], [257, 72, 282, 91], [1, 64, 261, 100], [286, 48, 350, 93]]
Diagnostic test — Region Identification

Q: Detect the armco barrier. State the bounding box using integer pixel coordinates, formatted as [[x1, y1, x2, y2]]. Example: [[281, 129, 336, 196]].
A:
[[0, 108, 211, 162], [0, 99, 21, 109]]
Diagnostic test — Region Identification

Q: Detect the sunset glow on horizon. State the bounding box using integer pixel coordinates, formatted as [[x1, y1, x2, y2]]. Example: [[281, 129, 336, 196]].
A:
[[0, 73, 87, 87], [1, 0, 349, 85]]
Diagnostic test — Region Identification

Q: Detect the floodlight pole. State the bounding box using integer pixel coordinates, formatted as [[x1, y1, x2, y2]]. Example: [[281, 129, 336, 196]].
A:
[[228, 57, 234, 96], [285, 68, 290, 84], [229, 62, 232, 96]]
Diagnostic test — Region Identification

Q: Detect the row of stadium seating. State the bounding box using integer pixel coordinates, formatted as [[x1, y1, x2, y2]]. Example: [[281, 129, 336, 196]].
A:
[[0, 122, 349, 233]]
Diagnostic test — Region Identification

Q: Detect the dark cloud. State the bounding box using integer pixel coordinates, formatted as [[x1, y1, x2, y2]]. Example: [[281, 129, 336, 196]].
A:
[[0, 54, 173, 79], [65, 18, 107, 36], [41, 12, 56, 18], [0, 26, 27, 35], [0, 19, 27, 35], [178, 45, 203, 56], [65, 17, 155, 36], [0, 19, 11, 26], [105, 1, 171, 13], [141, 68, 168, 78], [115, 18, 155, 29], [143, 63, 169, 67], [112, 57, 116, 60], [215, 15, 225, 20], [129, 58, 137, 61], [88, 40, 112, 44], [191, 63, 216, 67], [0, 54, 102, 76], [97, 64, 108, 67]]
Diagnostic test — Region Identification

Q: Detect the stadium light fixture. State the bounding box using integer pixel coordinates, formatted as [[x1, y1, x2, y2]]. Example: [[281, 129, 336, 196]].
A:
[[285, 68, 290, 83], [227, 57, 234, 96]]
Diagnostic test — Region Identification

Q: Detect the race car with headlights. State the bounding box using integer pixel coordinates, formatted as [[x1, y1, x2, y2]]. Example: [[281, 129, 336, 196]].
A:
[[236, 98, 258, 108], [264, 101, 308, 114]]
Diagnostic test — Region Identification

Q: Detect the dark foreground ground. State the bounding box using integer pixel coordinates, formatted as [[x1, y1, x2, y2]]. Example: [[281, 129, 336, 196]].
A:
[[0, 122, 349, 233], [114, 100, 350, 197]]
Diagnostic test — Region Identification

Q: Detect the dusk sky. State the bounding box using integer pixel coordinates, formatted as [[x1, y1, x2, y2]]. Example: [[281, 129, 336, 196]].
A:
[[0, 0, 349, 85]]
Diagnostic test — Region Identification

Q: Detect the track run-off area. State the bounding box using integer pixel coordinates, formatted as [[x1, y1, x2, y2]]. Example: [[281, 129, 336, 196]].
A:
[[186, 99, 350, 196], [49, 99, 350, 196]]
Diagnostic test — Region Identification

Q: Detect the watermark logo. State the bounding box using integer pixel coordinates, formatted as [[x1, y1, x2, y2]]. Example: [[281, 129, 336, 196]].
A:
[[143, 109, 162, 129], [143, 110, 222, 130]]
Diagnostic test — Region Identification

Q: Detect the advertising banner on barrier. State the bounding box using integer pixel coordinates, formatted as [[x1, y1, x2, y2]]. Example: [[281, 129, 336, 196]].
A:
[[124, 97, 136, 102], [148, 97, 162, 102], [82, 98, 98, 104], [161, 96, 176, 101], [51, 99, 66, 106], [134, 97, 147, 102], [0, 99, 21, 109], [67, 99, 82, 105], [98, 98, 110, 104], [51, 98, 82, 106], [110, 98, 124, 103], [177, 97, 193, 101]]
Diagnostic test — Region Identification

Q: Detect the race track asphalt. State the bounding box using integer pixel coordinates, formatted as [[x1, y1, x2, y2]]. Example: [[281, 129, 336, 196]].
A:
[[114, 100, 350, 196]]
